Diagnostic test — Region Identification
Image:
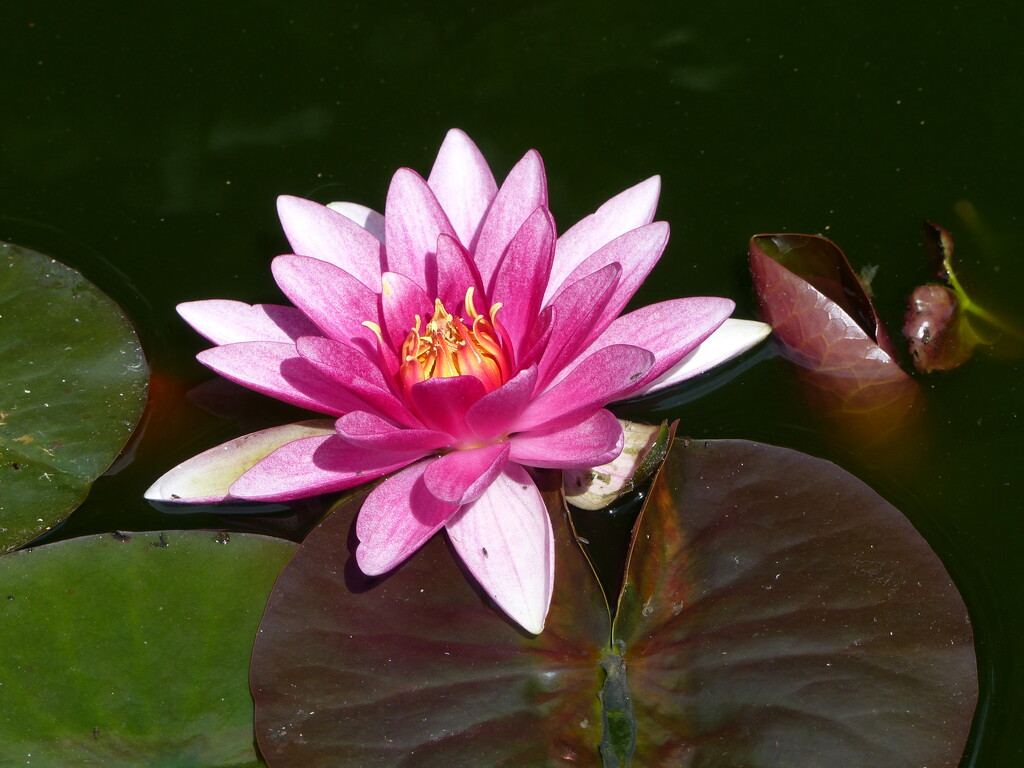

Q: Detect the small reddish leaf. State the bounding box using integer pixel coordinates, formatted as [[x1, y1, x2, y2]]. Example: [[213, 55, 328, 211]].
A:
[[749, 234, 922, 444]]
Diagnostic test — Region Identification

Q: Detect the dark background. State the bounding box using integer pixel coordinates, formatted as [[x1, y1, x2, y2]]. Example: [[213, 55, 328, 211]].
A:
[[3, 3, 1022, 764]]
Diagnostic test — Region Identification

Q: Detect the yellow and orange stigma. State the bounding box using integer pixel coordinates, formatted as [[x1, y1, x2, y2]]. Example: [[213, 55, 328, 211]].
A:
[[397, 288, 510, 397]]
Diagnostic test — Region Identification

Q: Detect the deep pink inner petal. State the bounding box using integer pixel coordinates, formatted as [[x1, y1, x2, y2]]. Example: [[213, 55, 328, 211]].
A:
[[509, 408, 624, 469], [271, 255, 379, 350], [384, 168, 457, 294], [465, 366, 538, 440], [434, 234, 486, 314], [408, 375, 488, 439], [474, 149, 548, 290], [197, 342, 366, 416], [423, 442, 510, 505], [514, 344, 655, 432], [489, 206, 556, 354], [379, 271, 434, 354], [335, 411, 451, 452]]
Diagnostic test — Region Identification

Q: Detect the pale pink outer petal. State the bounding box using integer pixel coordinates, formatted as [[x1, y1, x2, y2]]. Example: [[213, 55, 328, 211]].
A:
[[230, 434, 427, 502], [271, 255, 379, 349], [445, 464, 554, 635], [384, 168, 457, 292], [177, 300, 319, 346], [277, 195, 384, 290], [489, 206, 556, 352], [550, 222, 670, 345], [474, 149, 548, 290], [556, 297, 735, 396], [465, 366, 538, 440], [631, 318, 772, 396], [427, 129, 498, 251], [408, 376, 487, 440], [355, 459, 458, 575], [508, 409, 623, 469], [197, 342, 367, 416], [545, 176, 661, 303], [423, 443, 510, 505], [335, 411, 452, 452], [144, 420, 336, 503], [326, 201, 386, 243], [514, 344, 655, 432]]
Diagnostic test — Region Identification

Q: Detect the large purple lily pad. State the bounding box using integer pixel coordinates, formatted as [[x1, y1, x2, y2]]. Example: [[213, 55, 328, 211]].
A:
[[251, 436, 976, 767]]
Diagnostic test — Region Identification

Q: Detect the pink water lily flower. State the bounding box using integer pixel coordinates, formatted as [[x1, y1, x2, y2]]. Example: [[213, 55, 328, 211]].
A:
[[147, 129, 768, 633]]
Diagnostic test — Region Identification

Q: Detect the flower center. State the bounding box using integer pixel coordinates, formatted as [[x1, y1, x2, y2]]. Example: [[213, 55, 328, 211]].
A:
[[397, 287, 510, 398]]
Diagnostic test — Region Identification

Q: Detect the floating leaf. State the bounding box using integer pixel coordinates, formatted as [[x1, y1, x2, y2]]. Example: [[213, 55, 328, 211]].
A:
[[251, 433, 976, 767], [614, 437, 977, 766], [0, 529, 295, 766], [0, 242, 148, 552], [749, 234, 921, 444], [251, 478, 610, 767]]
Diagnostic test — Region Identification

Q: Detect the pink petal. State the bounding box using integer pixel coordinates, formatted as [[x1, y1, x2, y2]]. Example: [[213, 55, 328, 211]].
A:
[[549, 222, 670, 345], [633, 318, 772, 395], [335, 411, 451, 452], [277, 195, 384, 290], [355, 459, 458, 575], [427, 129, 498, 251], [296, 336, 418, 426], [177, 300, 320, 346], [489, 206, 556, 352], [514, 344, 655, 432], [474, 149, 548, 290], [435, 234, 485, 313], [230, 434, 426, 502], [465, 366, 538, 440], [271, 255, 379, 349], [545, 176, 661, 303], [423, 442, 510, 505], [197, 342, 367, 416], [384, 168, 457, 293], [144, 420, 336, 503], [380, 271, 433, 353], [445, 465, 554, 634], [326, 201, 386, 243], [536, 262, 621, 390], [561, 297, 735, 396], [509, 408, 623, 469], [408, 375, 487, 440]]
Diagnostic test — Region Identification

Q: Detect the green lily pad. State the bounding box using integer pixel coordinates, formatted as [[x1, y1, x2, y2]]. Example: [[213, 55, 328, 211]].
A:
[[0, 242, 148, 552], [250, 437, 976, 767], [0, 529, 295, 767]]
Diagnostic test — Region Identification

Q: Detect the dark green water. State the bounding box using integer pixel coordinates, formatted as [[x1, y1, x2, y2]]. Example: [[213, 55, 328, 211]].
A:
[[3, 3, 1022, 765]]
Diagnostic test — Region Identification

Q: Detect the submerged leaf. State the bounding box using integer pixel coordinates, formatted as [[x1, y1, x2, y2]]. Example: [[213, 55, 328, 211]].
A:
[[749, 234, 921, 444], [0, 242, 148, 552], [903, 220, 1020, 372]]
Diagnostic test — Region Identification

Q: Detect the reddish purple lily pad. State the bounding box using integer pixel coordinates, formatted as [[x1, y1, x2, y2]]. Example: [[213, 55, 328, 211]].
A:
[[251, 436, 976, 767], [749, 234, 922, 444]]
